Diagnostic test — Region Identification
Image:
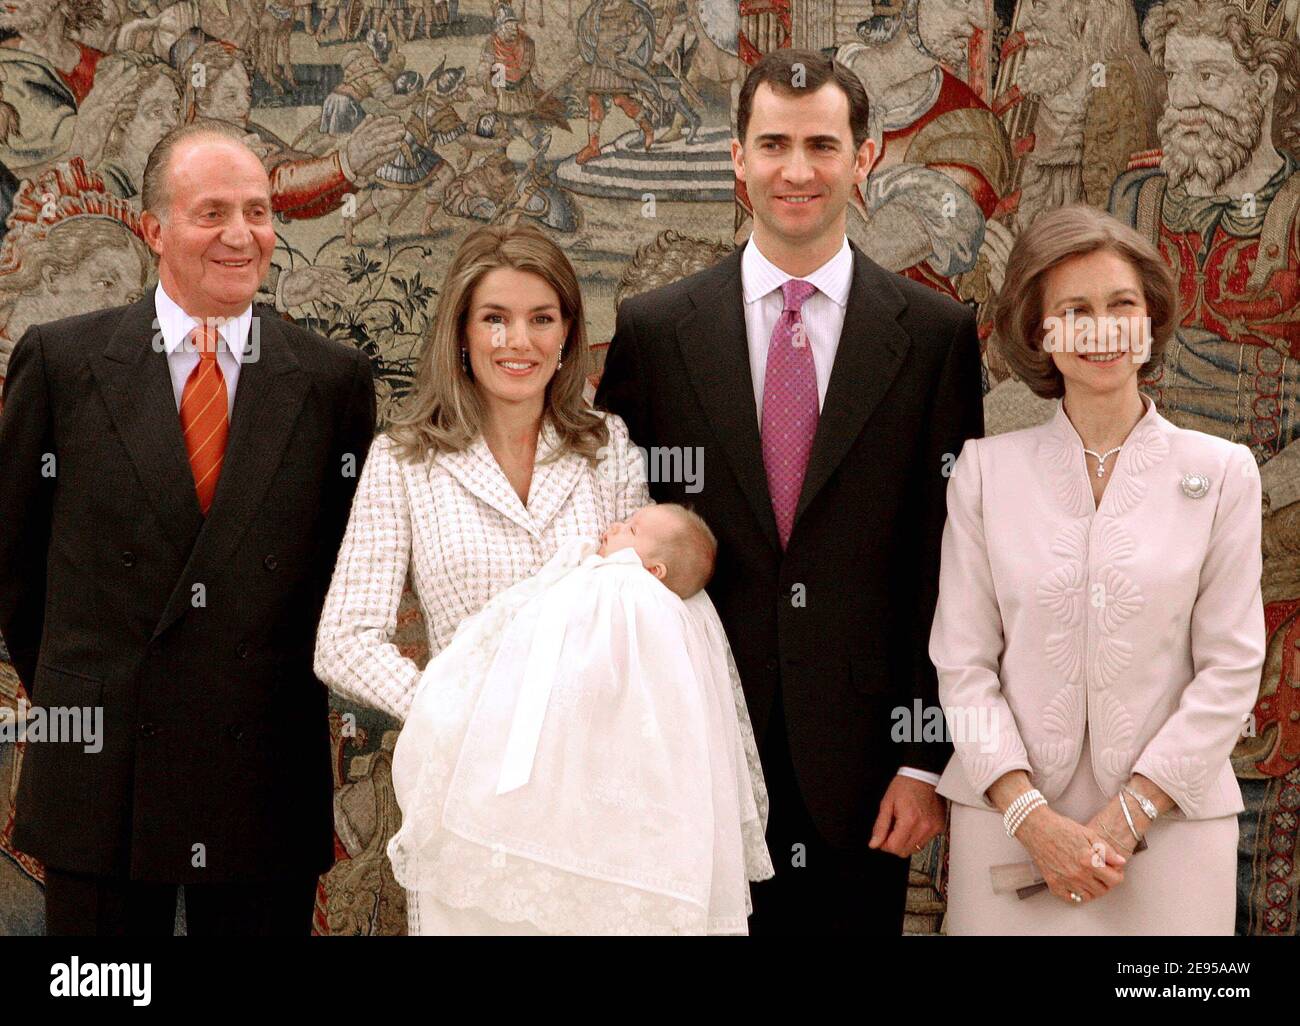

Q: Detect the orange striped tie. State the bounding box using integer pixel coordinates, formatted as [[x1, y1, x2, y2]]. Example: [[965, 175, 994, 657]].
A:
[[180, 324, 229, 515]]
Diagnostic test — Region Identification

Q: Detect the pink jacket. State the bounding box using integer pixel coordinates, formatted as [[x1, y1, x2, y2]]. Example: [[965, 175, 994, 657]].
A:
[[929, 397, 1265, 820]]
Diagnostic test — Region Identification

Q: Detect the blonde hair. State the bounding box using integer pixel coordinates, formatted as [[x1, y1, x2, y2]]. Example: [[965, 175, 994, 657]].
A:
[[652, 504, 718, 600], [992, 204, 1177, 399], [387, 224, 608, 463]]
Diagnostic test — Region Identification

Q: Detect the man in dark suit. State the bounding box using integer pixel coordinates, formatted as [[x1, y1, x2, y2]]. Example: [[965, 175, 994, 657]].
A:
[[596, 48, 984, 933], [0, 123, 375, 935]]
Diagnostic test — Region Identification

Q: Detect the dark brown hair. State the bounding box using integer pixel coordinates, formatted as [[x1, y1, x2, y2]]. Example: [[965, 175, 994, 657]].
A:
[[735, 48, 871, 151]]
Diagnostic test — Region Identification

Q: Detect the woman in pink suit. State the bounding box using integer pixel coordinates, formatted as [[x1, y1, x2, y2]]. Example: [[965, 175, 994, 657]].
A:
[[930, 204, 1265, 934]]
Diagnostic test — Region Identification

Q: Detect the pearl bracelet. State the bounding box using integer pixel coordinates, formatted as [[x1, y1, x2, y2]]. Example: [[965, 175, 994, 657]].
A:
[[1007, 796, 1047, 837], [1004, 788, 1043, 818], [1003, 788, 1046, 838]]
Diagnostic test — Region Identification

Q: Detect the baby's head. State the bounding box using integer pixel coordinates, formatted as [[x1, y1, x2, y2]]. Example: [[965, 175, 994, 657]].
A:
[[597, 503, 717, 599]]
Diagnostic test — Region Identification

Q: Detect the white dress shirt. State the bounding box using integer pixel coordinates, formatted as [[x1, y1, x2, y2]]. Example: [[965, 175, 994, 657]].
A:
[[154, 281, 252, 419], [740, 235, 941, 789], [742, 235, 853, 423]]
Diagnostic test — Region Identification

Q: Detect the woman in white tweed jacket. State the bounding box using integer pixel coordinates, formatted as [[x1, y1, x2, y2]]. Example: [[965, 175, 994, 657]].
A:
[[314, 225, 651, 934], [931, 206, 1265, 934]]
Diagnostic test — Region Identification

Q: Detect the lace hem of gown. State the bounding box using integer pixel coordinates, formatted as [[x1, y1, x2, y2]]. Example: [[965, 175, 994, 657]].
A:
[[401, 831, 763, 935]]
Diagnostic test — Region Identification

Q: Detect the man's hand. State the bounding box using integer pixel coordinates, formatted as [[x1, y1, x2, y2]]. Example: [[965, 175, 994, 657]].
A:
[[868, 774, 946, 858]]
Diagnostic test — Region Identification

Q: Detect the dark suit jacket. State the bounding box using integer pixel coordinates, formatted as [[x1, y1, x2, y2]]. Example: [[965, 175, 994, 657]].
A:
[[0, 294, 375, 883], [595, 241, 983, 849]]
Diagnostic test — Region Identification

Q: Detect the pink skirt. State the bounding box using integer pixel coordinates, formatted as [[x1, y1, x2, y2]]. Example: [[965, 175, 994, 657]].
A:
[[944, 732, 1238, 935]]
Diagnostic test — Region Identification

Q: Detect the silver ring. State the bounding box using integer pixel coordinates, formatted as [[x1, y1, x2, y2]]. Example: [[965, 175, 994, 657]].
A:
[[1069, 891, 1082, 903]]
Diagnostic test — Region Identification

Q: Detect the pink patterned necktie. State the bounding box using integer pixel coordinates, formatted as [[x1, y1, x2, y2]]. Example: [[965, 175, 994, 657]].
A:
[[761, 278, 819, 549]]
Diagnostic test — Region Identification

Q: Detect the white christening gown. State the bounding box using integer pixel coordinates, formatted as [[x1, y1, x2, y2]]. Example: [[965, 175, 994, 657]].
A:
[[387, 537, 774, 935]]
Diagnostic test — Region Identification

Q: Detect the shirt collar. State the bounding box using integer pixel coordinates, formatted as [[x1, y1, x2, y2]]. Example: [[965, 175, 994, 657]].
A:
[[154, 281, 252, 363], [741, 234, 853, 308]]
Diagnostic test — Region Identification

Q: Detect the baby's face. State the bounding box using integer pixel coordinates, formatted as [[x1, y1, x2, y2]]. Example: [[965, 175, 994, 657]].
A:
[[597, 505, 676, 572]]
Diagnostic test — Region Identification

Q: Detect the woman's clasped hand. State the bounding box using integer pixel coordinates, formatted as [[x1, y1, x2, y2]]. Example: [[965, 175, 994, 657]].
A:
[[1014, 804, 1127, 905]]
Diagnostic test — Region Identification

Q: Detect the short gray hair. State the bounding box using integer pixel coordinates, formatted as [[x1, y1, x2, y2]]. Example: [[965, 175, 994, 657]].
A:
[[141, 121, 260, 221]]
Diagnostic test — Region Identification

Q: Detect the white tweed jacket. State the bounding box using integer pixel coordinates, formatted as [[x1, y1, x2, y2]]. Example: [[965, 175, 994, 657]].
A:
[[315, 412, 650, 721], [929, 395, 1265, 820]]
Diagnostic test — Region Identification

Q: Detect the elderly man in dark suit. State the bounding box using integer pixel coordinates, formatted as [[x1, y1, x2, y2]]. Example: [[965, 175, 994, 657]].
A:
[[596, 48, 984, 934], [0, 122, 375, 935]]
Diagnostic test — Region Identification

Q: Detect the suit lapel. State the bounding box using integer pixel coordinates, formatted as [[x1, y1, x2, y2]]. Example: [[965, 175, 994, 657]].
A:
[[90, 294, 205, 562], [152, 307, 310, 639], [795, 247, 911, 523], [440, 435, 534, 535], [439, 423, 585, 540], [676, 248, 782, 553], [525, 424, 586, 535], [675, 243, 914, 551]]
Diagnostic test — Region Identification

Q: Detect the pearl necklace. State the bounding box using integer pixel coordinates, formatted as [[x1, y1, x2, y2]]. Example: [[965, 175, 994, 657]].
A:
[[1083, 445, 1123, 477]]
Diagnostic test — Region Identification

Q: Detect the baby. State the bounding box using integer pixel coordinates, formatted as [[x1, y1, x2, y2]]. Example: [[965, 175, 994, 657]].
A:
[[387, 501, 772, 935], [597, 502, 718, 599]]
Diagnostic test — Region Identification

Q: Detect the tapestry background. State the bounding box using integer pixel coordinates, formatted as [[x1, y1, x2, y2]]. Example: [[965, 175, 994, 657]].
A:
[[0, 0, 1295, 937]]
